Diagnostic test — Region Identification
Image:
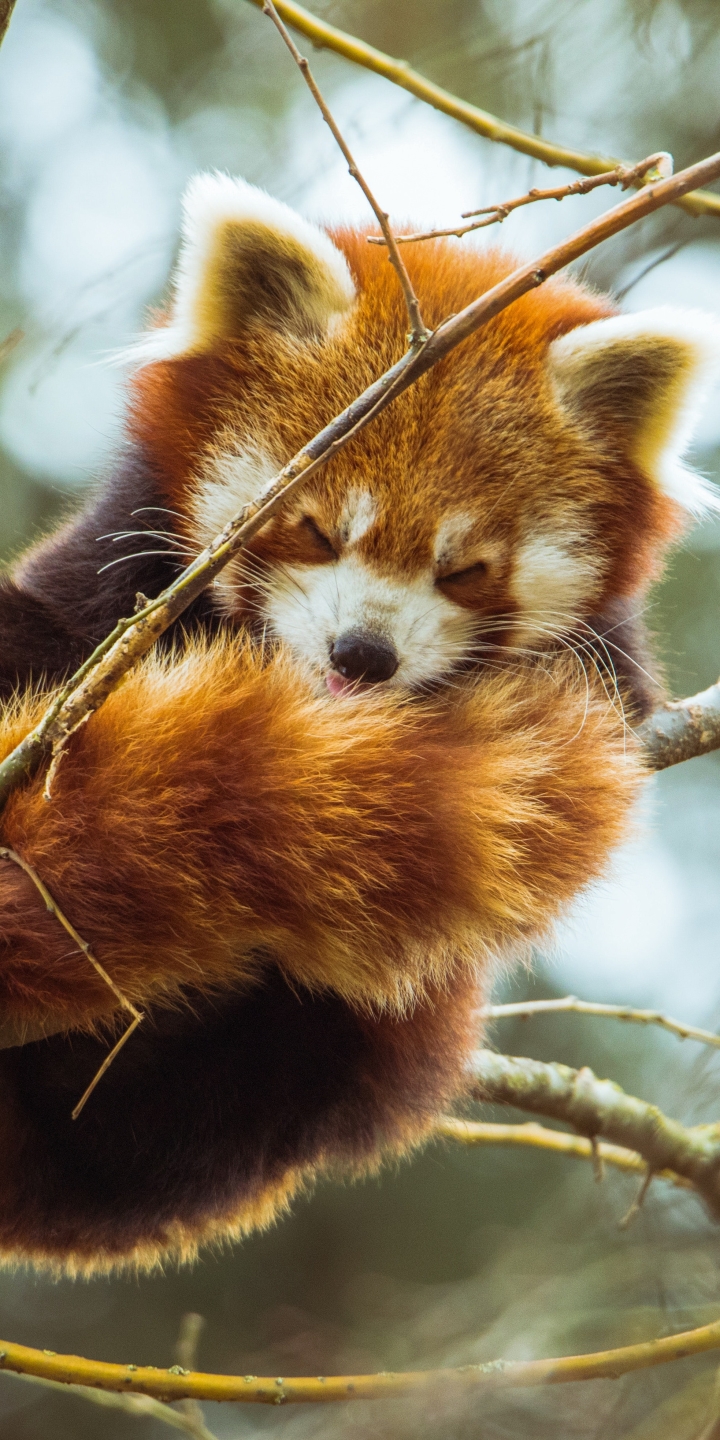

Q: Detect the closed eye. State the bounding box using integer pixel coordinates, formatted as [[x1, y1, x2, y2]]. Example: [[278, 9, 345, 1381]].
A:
[[300, 514, 337, 558], [437, 560, 488, 585]]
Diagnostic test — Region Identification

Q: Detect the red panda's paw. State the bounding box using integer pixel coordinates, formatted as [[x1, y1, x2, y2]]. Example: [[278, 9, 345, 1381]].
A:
[[0, 639, 642, 1028]]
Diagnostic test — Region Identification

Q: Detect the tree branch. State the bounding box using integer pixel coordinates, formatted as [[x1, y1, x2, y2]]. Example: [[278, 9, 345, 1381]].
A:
[[639, 680, 720, 770], [0, 1369, 219, 1437], [0, 847, 144, 1117], [368, 154, 673, 244], [482, 996, 720, 1049], [433, 1117, 693, 1190], [471, 1051, 720, 1220], [0, 0, 17, 46], [244, 0, 720, 220], [3, 1321, 720, 1403], [1, 148, 719, 812], [262, 0, 428, 343]]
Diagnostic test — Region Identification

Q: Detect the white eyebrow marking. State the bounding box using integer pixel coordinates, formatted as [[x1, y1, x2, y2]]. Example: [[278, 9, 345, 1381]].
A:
[[511, 534, 601, 619], [339, 489, 377, 545], [190, 443, 279, 546], [433, 512, 475, 566]]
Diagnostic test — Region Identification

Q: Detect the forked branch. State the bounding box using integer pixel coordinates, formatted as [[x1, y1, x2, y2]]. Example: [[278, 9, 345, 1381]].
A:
[[245, 0, 720, 220], [368, 153, 673, 245]]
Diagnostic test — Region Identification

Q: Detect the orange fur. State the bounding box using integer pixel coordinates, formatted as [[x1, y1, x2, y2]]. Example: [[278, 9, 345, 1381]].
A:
[[0, 639, 640, 1031], [129, 235, 683, 620]]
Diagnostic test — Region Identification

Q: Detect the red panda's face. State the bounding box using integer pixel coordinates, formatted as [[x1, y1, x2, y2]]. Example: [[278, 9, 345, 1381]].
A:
[[127, 176, 720, 693]]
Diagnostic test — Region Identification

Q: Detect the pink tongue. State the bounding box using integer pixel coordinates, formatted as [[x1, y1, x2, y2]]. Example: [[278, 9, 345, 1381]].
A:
[[326, 671, 353, 697]]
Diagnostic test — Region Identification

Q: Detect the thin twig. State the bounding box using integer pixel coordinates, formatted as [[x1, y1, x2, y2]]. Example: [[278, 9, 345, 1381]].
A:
[[0, 326, 23, 365], [0, 848, 140, 1022], [433, 1118, 692, 1190], [262, 0, 428, 343], [244, 0, 720, 220], [174, 1315, 208, 1439], [482, 995, 720, 1050], [618, 1165, 654, 1230], [70, 1015, 144, 1121], [471, 1051, 720, 1220], [0, 149, 719, 816], [4, 1320, 720, 1402], [0, 847, 144, 1118], [368, 153, 673, 244]]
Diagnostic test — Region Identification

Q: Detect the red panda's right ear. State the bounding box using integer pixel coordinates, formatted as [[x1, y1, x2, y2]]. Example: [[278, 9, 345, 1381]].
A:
[[128, 173, 356, 363]]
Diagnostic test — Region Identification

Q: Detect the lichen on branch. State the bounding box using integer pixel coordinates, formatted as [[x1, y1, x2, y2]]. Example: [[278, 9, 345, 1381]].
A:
[[471, 1051, 720, 1219]]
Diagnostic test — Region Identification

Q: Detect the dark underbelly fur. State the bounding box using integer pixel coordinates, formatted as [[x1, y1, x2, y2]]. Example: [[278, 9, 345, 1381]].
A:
[[0, 968, 474, 1260]]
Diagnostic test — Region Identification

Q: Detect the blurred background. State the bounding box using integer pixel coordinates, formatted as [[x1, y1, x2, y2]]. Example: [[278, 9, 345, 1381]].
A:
[[1, 1, 720, 1435]]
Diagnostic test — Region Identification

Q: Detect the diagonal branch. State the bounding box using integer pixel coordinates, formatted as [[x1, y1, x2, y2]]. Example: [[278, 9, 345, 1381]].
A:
[[0, 846, 144, 1117], [0, 0, 17, 46], [244, 0, 720, 220], [0, 148, 719, 812], [262, 0, 428, 343]]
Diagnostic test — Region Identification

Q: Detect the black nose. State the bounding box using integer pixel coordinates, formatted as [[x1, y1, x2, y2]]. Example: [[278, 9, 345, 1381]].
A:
[[330, 630, 399, 684]]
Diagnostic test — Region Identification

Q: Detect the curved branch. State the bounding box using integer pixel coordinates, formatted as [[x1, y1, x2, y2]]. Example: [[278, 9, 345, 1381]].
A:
[[2, 1321, 720, 1403], [639, 681, 720, 770], [0, 148, 719, 811], [471, 1051, 720, 1218], [244, 0, 720, 220]]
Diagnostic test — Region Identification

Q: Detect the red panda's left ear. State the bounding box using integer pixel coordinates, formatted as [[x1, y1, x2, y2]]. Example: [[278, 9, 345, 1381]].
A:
[[129, 173, 356, 363], [547, 309, 720, 515]]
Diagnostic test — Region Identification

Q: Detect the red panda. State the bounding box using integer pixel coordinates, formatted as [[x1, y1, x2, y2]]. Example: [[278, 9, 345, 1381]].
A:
[[0, 174, 717, 1275]]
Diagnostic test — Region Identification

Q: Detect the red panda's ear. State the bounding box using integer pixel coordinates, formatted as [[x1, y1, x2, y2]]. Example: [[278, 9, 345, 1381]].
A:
[[547, 309, 720, 516], [130, 173, 355, 362]]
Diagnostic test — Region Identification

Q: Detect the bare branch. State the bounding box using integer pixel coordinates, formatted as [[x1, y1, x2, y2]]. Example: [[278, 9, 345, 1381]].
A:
[[244, 0, 720, 221], [1, 149, 719, 813], [4, 1321, 720, 1402], [368, 154, 673, 245], [0, 847, 144, 1117], [471, 1051, 720, 1220], [639, 680, 720, 770], [433, 1117, 693, 1190], [0, 1, 17, 47], [262, 0, 428, 343], [2, 1369, 220, 1437], [483, 995, 720, 1049]]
